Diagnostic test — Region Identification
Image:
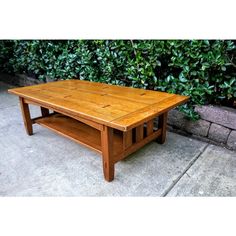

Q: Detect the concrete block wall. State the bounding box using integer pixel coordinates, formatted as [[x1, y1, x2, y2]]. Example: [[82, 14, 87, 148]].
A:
[[167, 106, 236, 150]]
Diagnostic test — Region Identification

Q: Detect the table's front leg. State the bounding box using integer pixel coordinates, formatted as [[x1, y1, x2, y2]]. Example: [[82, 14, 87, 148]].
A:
[[19, 97, 33, 135], [101, 125, 115, 182], [156, 112, 168, 144]]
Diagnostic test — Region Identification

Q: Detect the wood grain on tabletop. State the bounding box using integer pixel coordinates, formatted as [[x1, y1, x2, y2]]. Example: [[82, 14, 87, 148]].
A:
[[8, 79, 189, 131]]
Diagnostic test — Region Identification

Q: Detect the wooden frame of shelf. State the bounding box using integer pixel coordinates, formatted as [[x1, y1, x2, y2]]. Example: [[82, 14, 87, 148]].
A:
[[18, 97, 165, 181]]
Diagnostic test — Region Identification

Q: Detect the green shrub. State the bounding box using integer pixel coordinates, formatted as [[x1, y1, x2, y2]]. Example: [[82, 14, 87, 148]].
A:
[[0, 40, 235, 120], [0, 41, 14, 72]]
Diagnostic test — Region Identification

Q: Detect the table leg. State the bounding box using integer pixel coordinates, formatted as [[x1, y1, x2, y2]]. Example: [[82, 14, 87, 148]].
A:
[[156, 112, 168, 144], [19, 97, 33, 135], [40, 107, 50, 117], [101, 126, 114, 181]]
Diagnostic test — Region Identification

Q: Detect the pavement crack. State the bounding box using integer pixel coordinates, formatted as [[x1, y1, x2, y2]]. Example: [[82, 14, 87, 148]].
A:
[[161, 143, 209, 197]]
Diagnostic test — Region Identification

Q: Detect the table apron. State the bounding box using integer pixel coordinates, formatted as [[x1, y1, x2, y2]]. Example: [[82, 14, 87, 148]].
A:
[[24, 97, 104, 131]]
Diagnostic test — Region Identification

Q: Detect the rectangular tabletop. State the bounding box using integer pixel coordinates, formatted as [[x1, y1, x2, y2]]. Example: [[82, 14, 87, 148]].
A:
[[8, 79, 189, 131]]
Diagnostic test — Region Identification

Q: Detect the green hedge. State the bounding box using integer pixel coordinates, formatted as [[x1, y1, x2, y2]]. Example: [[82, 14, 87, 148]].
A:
[[0, 40, 236, 120]]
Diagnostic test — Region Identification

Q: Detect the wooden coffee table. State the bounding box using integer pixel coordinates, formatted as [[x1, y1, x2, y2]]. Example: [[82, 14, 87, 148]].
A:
[[8, 80, 189, 181]]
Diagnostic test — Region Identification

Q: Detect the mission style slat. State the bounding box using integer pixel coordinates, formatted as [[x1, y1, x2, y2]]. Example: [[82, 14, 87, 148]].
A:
[[8, 79, 189, 181]]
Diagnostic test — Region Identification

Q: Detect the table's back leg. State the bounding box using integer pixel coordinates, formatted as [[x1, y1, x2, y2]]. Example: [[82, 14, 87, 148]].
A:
[[156, 112, 168, 144], [19, 97, 33, 135], [101, 126, 115, 182], [40, 107, 50, 117]]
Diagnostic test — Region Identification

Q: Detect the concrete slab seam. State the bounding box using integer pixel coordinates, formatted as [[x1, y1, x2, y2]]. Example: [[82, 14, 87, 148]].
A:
[[161, 143, 209, 197]]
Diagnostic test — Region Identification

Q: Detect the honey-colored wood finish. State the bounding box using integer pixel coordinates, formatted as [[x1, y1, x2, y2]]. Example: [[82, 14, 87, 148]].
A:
[[101, 126, 115, 181], [123, 130, 133, 149], [35, 114, 103, 153], [135, 125, 144, 142], [9, 79, 189, 131], [9, 80, 189, 181], [19, 97, 33, 135], [146, 119, 154, 136], [25, 98, 104, 131], [114, 128, 162, 163], [157, 112, 168, 144]]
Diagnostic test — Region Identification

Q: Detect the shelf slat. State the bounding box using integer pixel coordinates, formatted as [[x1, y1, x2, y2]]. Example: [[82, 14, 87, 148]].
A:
[[34, 114, 123, 155]]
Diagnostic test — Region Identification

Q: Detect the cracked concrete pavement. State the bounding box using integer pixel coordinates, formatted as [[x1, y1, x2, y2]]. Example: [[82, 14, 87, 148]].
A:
[[0, 81, 235, 196]]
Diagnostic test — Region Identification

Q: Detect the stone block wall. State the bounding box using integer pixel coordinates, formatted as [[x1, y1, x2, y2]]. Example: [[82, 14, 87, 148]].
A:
[[167, 106, 236, 150]]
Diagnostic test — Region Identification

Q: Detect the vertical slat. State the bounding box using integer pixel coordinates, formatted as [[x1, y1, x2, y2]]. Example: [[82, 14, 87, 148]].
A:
[[136, 124, 144, 142], [101, 126, 115, 182], [146, 119, 154, 136], [19, 97, 33, 135], [157, 112, 168, 144], [40, 107, 50, 117], [123, 129, 133, 150]]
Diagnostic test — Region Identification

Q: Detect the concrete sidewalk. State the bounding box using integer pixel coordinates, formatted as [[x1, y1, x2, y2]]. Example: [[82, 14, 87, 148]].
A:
[[0, 81, 235, 196]]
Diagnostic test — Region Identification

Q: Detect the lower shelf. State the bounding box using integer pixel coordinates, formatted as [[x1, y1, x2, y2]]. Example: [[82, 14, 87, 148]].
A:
[[34, 113, 123, 155]]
